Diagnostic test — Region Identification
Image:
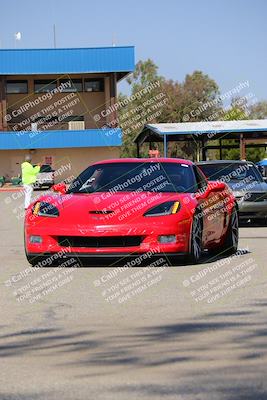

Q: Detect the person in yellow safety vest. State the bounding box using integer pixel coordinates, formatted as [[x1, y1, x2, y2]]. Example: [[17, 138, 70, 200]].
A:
[[21, 155, 41, 209]]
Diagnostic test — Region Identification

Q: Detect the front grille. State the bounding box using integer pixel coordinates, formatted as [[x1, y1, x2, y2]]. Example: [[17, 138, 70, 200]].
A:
[[244, 192, 267, 202], [58, 236, 144, 248], [240, 212, 259, 217]]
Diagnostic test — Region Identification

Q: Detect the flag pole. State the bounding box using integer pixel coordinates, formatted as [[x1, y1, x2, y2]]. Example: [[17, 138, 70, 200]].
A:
[[53, 24, 57, 48]]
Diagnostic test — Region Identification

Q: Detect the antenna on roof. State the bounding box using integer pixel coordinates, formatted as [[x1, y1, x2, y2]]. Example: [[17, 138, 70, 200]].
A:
[[53, 24, 57, 48]]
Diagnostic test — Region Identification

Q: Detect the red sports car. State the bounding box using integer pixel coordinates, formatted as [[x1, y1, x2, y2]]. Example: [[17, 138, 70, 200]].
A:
[[24, 158, 238, 266]]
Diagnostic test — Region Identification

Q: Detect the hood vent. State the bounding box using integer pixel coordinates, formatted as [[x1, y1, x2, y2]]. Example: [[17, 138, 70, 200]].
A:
[[89, 210, 114, 214]]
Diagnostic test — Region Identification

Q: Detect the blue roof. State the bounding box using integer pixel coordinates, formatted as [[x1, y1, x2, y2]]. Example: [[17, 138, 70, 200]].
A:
[[0, 46, 135, 75], [0, 128, 122, 150]]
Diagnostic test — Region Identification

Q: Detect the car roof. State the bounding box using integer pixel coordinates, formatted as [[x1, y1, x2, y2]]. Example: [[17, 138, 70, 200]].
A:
[[92, 158, 194, 166], [196, 160, 254, 165]]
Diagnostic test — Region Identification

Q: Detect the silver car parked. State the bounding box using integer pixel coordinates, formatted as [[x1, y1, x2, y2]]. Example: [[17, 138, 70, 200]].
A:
[[197, 160, 267, 223], [34, 164, 55, 189]]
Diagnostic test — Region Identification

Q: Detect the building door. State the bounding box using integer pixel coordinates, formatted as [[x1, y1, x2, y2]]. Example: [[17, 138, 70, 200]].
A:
[[11, 156, 23, 177]]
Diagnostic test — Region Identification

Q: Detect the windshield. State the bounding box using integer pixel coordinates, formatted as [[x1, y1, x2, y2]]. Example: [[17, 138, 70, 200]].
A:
[[68, 162, 198, 194], [198, 163, 263, 183], [39, 165, 53, 173]]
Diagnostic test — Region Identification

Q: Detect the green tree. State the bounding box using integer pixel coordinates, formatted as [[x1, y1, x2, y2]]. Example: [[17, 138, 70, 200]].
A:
[[126, 58, 163, 90], [181, 71, 221, 122], [119, 61, 222, 159], [165, 71, 221, 159], [222, 106, 266, 162], [118, 59, 164, 157], [249, 101, 267, 119]]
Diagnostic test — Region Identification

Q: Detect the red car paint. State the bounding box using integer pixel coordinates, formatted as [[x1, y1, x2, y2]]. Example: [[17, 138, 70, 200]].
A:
[[24, 158, 236, 262]]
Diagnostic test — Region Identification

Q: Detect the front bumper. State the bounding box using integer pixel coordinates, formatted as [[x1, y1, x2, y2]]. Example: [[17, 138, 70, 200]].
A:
[[34, 181, 54, 187], [25, 219, 191, 256], [238, 200, 267, 219], [25, 251, 189, 267]]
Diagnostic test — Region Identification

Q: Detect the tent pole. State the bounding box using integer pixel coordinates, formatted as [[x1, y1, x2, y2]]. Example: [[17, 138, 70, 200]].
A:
[[219, 139, 222, 159], [201, 138, 206, 161], [240, 134, 246, 160], [136, 142, 140, 158], [164, 135, 168, 157]]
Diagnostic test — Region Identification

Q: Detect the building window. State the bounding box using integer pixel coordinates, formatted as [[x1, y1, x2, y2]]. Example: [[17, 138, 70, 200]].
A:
[[6, 80, 28, 94], [59, 79, 83, 92], [84, 79, 104, 92], [34, 80, 57, 93]]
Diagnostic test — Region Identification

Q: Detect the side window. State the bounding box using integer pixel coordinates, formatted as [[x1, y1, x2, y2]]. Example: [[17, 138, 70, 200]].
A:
[[34, 80, 57, 93], [6, 80, 28, 94], [194, 166, 208, 191], [84, 79, 104, 92]]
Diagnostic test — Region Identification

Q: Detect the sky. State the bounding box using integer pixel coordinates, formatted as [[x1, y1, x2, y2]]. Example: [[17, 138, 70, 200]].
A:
[[0, 0, 266, 101]]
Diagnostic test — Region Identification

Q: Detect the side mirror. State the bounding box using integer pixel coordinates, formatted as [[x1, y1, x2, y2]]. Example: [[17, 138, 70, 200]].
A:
[[207, 181, 226, 192], [195, 181, 226, 199], [51, 182, 67, 194]]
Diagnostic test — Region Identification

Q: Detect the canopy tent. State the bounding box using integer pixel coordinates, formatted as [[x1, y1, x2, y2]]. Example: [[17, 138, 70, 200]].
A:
[[134, 120, 267, 160], [257, 159, 267, 166]]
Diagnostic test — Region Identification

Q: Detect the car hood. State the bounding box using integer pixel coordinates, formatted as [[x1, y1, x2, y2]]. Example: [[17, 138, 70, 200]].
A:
[[227, 180, 267, 193], [34, 191, 194, 226]]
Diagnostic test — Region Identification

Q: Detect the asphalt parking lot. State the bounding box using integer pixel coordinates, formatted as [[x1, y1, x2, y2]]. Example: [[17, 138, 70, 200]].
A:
[[1, 192, 267, 400]]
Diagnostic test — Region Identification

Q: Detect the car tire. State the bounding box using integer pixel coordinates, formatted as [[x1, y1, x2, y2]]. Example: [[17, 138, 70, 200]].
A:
[[188, 213, 203, 264], [221, 206, 239, 256], [25, 254, 41, 267]]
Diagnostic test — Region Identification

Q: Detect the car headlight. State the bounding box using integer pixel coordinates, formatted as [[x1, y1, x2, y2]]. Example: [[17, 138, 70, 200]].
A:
[[143, 201, 180, 217], [32, 201, 59, 217]]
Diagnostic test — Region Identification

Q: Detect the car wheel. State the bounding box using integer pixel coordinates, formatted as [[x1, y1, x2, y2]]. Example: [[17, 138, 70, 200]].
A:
[[188, 214, 203, 264], [222, 206, 239, 256], [25, 254, 41, 267]]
